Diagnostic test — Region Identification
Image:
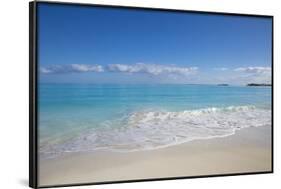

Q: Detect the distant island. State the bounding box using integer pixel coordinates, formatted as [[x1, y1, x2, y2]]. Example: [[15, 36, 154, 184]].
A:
[[247, 83, 272, 86], [217, 84, 229, 86]]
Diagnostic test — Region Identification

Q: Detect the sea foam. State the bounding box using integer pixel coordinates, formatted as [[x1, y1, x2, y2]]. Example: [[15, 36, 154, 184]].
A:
[[40, 106, 271, 158]]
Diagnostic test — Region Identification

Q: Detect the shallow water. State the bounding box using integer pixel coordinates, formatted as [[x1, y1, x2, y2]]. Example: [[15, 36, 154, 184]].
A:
[[39, 84, 271, 158]]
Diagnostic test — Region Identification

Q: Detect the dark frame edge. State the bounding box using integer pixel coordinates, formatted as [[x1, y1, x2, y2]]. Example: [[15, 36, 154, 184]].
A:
[[29, 1, 38, 188], [271, 16, 274, 174]]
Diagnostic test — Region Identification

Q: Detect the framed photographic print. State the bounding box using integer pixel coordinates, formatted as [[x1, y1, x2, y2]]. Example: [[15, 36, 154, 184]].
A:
[[29, 1, 273, 188]]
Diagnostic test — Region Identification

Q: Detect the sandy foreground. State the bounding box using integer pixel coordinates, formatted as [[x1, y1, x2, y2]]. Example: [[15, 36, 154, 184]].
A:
[[39, 126, 272, 186]]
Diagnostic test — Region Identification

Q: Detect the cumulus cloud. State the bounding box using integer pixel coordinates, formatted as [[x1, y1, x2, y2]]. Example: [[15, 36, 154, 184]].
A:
[[107, 63, 198, 76], [40, 64, 104, 74], [213, 67, 228, 71], [234, 66, 271, 74], [234, 66, 271, 84], [40, 63, 198, 76], [40, 67, 53, 74]]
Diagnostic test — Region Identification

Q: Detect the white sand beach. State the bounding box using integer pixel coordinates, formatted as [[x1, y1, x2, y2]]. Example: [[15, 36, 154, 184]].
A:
[[39, 125, 272, 186]]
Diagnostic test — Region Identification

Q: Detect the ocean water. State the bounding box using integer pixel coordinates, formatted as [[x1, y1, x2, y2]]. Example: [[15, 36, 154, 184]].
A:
[[39, 84, 272, 158]]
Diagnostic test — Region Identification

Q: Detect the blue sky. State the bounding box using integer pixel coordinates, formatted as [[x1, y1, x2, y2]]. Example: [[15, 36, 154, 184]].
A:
[[38, 3, 272, 84]]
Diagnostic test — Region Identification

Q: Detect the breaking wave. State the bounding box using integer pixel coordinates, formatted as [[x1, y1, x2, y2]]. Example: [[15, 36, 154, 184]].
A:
[[40, 106, 271, 158]]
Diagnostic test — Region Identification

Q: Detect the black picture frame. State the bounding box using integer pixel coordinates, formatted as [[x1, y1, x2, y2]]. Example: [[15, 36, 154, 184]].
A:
[[29, 1, 274, 188]]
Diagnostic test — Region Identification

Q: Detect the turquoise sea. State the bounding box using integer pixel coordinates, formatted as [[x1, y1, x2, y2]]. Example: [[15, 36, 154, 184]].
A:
[[39, 84, 271, 158]]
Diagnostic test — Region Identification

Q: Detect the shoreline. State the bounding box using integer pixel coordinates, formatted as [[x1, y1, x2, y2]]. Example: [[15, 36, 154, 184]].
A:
[[39, 125, 272, 186]]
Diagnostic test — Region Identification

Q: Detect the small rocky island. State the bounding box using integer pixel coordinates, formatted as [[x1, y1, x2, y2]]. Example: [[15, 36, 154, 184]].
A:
[[247, 83, 272, 86], [217, 84, 229, 86]]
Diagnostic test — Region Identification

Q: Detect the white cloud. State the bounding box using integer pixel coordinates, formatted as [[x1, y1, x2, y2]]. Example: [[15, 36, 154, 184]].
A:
[[213, 67, 228, 71], [71, 64, 104, 72], [40, 67, 53, 74], [107, 63, 198, 76], [234, 66, 271, 74], [40, 64, 104, 74], [234, 66, 271, 84], [40, 63, 198, 77]]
